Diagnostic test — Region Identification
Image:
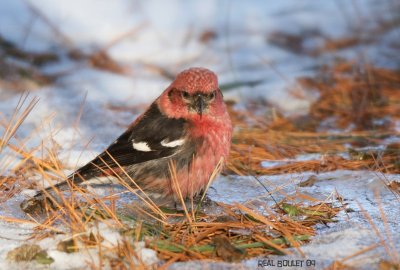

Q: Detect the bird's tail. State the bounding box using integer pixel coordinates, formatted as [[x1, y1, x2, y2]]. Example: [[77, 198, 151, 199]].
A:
[[32, 159, 104, 200], [20, 163, 116, 213], [19, 166, 91, 213]]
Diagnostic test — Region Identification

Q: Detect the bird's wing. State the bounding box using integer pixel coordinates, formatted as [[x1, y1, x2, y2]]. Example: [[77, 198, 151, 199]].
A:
[[72, 102, 188, 180]]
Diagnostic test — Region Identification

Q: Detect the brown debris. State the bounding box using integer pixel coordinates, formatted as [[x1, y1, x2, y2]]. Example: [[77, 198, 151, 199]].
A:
[[298, 175, 318, 187], [212, 235, 247, 262], [199, 30, 218, 43], [387, 181, 400, 195], [6, 244, 42, 262]]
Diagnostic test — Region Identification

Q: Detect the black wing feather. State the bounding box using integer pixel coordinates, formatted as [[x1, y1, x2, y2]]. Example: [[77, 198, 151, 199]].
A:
[[30, 103, 188, 200], [72, 103, 186, 179]]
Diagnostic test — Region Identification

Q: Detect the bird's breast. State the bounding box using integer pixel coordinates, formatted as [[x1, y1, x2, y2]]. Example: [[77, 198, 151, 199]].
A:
[[173, 117, 232, 198]]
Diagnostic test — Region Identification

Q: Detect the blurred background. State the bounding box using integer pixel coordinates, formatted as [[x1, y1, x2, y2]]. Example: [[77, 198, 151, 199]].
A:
[[0, 0, 399, 159]]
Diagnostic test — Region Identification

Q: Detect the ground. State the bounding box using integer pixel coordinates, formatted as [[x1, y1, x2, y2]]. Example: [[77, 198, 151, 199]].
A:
[[0, 1, 399, 269]]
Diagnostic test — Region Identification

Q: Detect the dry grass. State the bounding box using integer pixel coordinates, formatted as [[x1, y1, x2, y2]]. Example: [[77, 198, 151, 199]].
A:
[[226, 60, 400, 177], [1, 57, 399, 267], [1, 5, 400, 266], [0, 95, 343, 267], [303, 63, 400, 131], [147, 201, 341, 262], [7, 135, 341, 264]]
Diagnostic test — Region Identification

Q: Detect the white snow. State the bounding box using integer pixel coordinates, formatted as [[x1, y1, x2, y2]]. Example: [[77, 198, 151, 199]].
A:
[[211, 170, 400, 269]]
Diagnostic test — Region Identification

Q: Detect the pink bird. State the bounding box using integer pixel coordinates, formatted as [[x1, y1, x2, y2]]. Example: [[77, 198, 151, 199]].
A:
[[22, 67, 232, 210]]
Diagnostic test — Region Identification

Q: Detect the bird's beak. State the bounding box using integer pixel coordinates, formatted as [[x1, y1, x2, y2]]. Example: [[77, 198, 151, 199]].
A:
[[194, 94, 205, 118]]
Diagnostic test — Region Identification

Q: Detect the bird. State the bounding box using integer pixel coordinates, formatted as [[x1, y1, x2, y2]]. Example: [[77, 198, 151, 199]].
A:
[[21, 67, 232, 212]]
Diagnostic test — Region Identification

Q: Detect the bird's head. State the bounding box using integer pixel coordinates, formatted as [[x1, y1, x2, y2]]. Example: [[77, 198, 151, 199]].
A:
[[158, 67, 226, 120]]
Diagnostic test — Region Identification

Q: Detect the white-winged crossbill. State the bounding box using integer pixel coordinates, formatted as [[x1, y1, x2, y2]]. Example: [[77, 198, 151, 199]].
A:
[[22, 67, 232, 210]]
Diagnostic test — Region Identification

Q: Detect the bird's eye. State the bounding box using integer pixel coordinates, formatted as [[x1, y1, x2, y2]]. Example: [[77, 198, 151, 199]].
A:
[[181, 91, 190, 100], [207, 91, 216, 101]]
